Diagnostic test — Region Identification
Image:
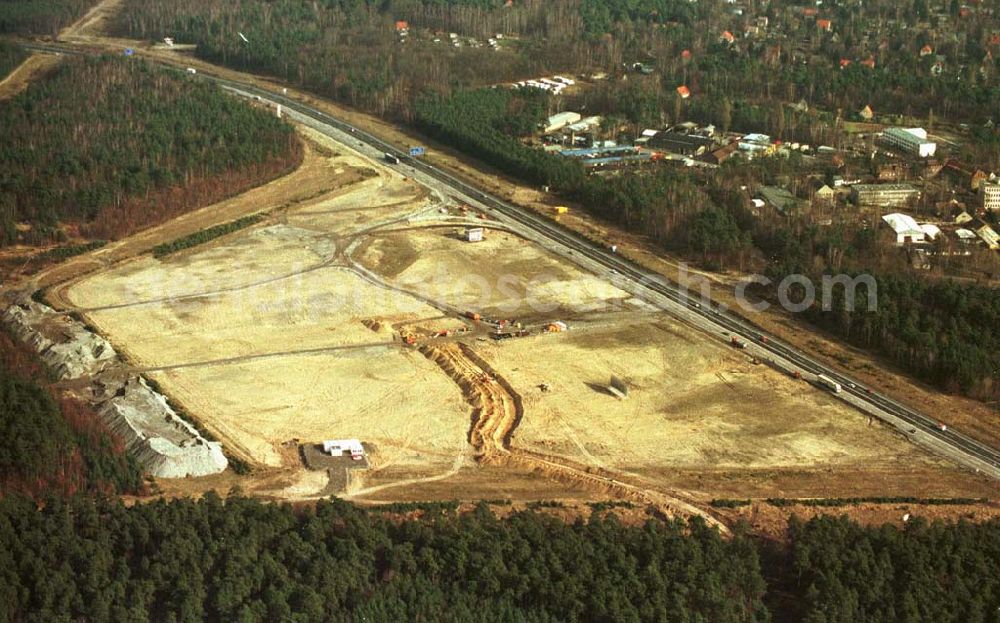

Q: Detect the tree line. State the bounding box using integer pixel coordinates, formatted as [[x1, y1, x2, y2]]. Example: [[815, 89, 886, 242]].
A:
[[0, 55, 301, 246], [786, 514, 1000, 623], [1, 493, 997, 622], [0, 39, 27, 81], [152, 214, 265, 258], [803, 274, 1000, 398], [0, 0, 93, 36], [0, 495, 769, 622]]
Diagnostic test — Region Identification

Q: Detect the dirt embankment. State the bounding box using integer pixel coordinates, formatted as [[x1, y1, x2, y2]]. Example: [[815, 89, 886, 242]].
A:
[[418, 343, 520, 460], [1, 298, 228, 478]]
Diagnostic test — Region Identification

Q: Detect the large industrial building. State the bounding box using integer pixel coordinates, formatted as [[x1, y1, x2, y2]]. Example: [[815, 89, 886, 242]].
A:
[[851, 183, 921, 207], [879, 127, 937, 158]]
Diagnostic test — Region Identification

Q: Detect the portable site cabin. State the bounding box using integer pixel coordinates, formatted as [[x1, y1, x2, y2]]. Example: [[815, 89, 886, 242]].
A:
[[323, 439, 365, 460]]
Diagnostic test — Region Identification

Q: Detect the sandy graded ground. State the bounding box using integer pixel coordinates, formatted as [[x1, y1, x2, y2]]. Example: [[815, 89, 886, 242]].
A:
[[150, 349, 469, 468], [358, 228, 647, 320], [475, 317, 951, 474]]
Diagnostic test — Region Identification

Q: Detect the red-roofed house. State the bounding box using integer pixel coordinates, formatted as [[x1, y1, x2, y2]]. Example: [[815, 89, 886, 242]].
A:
[[681, 49, 692, 61], [721, 31, 735, 44], [860, 56, 876, 69], [395, 20, 408, 31], [817, 19, 832, 32], [802, 7, 819, 17], [676, 85, 691, 99], [840, 59, 852, 69], [920, 44, 933, 57]]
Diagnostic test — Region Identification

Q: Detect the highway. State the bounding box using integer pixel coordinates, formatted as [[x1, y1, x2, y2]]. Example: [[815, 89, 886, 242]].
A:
[[21, 42, 1000, 480]]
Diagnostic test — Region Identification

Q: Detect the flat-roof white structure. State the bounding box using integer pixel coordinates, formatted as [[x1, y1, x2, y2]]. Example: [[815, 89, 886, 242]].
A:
[[880, 127, 937, 158], [323, 439, 364, 458], [882, 213, 925, 245]]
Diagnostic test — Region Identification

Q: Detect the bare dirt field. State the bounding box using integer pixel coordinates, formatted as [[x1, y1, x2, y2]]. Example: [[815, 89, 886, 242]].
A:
[[356, 228, 645, 321]]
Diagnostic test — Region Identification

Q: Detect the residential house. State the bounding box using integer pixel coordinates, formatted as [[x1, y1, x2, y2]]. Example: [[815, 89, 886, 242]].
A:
[[815, 184, 836, 203]]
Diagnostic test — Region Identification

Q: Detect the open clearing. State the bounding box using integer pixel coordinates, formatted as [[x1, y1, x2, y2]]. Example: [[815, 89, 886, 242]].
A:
[[62, 116, 994, 511]]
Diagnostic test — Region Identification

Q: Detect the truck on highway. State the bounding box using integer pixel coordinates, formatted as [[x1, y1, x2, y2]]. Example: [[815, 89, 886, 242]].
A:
[[816, 374, 842, 393], [384, 152, 400, 164]]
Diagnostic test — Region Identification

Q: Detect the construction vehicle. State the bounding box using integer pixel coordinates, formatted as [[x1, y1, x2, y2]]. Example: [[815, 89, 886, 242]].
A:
[[546, 321, 568, 333], [730, 335, 747, 349], [464, 311, 481, 321], [553, 206, 569, 215], [816, 374, 842, 393]]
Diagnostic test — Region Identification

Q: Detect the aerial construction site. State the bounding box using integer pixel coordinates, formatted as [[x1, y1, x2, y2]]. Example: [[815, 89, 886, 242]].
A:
[[4, 105, 987, 527]]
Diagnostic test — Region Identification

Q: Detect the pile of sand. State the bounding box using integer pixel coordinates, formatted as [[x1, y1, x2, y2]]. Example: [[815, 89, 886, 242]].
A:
[[96, 376, 229, 478], [2, 300, 117, 378]]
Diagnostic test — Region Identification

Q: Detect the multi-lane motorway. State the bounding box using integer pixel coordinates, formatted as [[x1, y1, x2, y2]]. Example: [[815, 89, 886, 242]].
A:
[[22, 42, 1000, 479]]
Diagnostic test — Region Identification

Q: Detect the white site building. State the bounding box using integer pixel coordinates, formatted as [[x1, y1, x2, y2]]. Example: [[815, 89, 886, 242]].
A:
[[323, 439, 365, 459], [879, 127, 937, 158]]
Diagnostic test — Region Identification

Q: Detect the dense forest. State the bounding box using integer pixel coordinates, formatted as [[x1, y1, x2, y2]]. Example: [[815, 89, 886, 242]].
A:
[[0, 495, 770, 622], [0, 39, 27, 81], [114, 0, 998, 125], [1, 493, 997, 622], [0, 332, 143, 498], [0, 55, 300, 246], [787, 515, 1000, 623], [0, 0, 93, 36], [803, 273, 1000, 397]]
